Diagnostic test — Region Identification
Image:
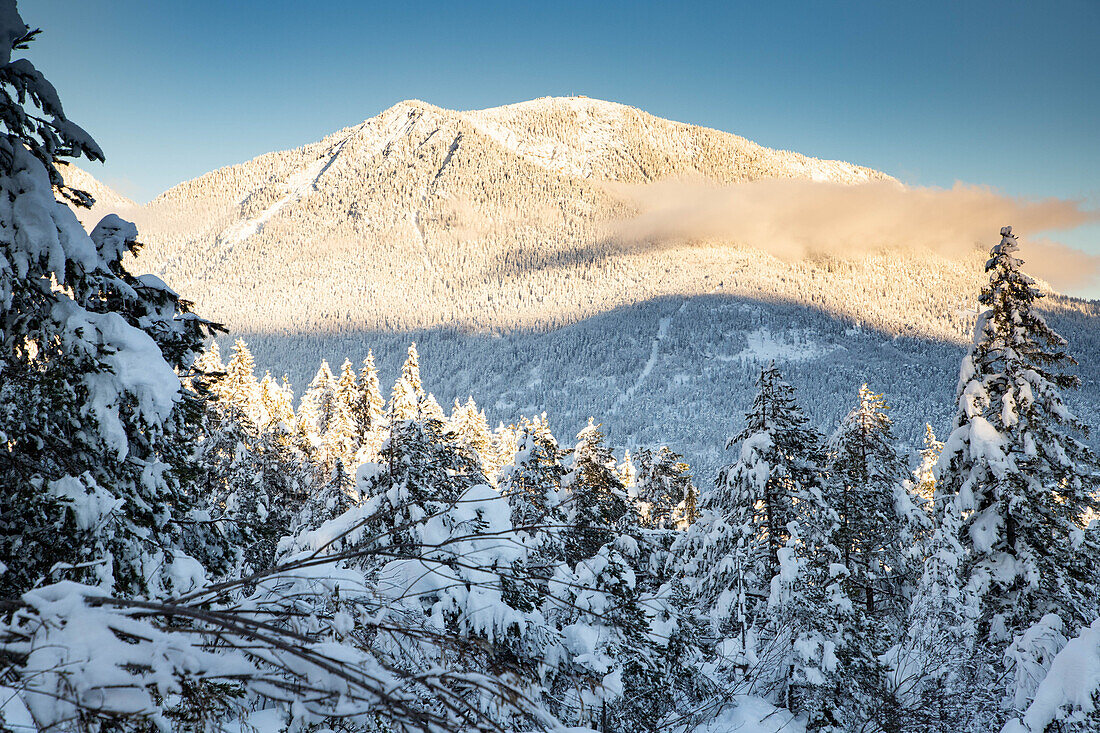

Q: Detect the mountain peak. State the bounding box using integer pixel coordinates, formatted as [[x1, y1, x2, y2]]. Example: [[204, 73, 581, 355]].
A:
[[382, 98, 444, 116]]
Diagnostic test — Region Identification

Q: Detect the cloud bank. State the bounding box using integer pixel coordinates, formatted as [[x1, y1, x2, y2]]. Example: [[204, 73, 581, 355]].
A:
[[606, 179, 1100, 292]]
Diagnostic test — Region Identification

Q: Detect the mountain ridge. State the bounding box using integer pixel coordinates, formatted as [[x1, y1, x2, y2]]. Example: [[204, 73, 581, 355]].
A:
[[56, 97, 1100, 475]]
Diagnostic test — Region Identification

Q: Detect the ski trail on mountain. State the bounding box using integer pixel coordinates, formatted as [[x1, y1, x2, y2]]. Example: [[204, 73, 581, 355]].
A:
[[611, 298, 688, 414]]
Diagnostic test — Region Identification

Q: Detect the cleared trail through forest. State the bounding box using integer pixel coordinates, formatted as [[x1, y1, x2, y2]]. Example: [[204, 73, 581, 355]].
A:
[[611, 298, 688, 414]]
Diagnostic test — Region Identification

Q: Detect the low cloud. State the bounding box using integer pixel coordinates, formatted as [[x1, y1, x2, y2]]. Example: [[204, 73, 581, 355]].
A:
[[605, 179, 1100, 292]]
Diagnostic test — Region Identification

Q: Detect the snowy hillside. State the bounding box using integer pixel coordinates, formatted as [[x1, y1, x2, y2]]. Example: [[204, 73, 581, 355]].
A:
[[57, 162, 138, 229], [63, 97, 1100, 475]]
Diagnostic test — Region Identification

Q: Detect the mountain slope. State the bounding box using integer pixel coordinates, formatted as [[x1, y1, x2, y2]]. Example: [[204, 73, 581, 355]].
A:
[[67, 97, 1100, 474], [114, 98, 987, 341], [57, 162, 138, 229]]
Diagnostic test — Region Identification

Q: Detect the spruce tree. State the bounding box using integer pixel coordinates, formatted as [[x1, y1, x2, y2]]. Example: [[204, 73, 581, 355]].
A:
[[486, 421, 519, 481], [355, 349, 386, 437], [334, 358, 359, 417], [915, 423, 943, 506], [222, 337, 262, 420], [674, 364, 843, 723], [299, 359, 337, 436], [450, 395, 492, 467], [420, 392, 445, 422], [401, 341, 424, 397], [822, 385, 931, 732], [258, 371, 295, 432], [359, 417, 487, 559], [617, 449, 638, 494], [499, 417, 567, 556], [0, 11, 228, 597], [194, 340, 225, 375], [826, 384, 923, 618], [197, 365, 313, 574], [562, 419, 635, 565], [712, 362, 828, 576], [388, 342, 426, 421], [929, 227, 1100, 730], [634, 446, 695, 529], [297, 459, 356, 531], [937, 227, 1100, 643]]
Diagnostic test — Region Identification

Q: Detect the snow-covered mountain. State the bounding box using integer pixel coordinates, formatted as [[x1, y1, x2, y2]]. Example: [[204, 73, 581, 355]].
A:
[[119, 97, 919, 336], [58, 162, 138, 229], [66, 97, 1100, 476]]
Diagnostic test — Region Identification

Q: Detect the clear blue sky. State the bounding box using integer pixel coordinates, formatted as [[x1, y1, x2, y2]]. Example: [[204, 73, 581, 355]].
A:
[[29, 0, 1100, 266]]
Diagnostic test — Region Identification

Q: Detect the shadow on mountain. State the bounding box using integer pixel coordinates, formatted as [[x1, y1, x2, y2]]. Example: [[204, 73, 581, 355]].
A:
[[492, 234, 696, 278], [227, 291, 1100, 481]]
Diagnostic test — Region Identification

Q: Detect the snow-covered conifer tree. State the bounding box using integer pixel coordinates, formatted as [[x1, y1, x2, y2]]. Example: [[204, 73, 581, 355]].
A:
[[618, 449, 638, 493], [358, 417, 486, 558], [450, 395, 492, 467], [915, 423, 943, 506], [221, 338, 262, 420], [562, 419, 635, 564], [298, 359, 337, 436], [499, 416, 567, 554], [194, 340, 224, 375], [826, 384, 923, 617], [821, 384, 932, 730], [672, 363, 843, 722], [333, 358, 358, 415], [713, 362, 827, 575], [387, 342, 426, 422], [355, 348, 386, 437], [0, 8, 226, 597], [937, 227, 1100, 643], [635, 446, 695, 529], [400, 341, 424, 396], [486, 421, 518, 480], [296, 458, 355, 531], [932, 226, 1100, 729], [258, 371, 295, 432], [421, 391, 446, 422]]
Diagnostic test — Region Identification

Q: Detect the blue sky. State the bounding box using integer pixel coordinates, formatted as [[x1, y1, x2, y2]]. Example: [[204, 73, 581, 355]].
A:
[[29, 0, 1100, 277]]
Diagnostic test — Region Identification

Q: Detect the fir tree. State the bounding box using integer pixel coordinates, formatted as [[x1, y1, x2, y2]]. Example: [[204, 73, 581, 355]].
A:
[[421, 391, 447, 422], [299, 359, 337, 436], [355, 349, 386, 437], [401, 341, 424, 397], [450, 395, 492, 467], [925, 227, 1100, 730], [562, 419, 635, 565], [634, 446, 695, 529], [388, 342, 425, 421], [499, 417, 567, 556], [915, 423, 943, 506], [197, 369, 313, 574], [486, 421, 519, 481], [258, 371, 295, 431], [222, 338, 262, 420], [936, 227, 1100, 644], [333, 358, 359, 416], [0, 13, 226, 597], [826, 384, 923, 617], [618, 449, 638, 494], [194, 340, 225, 375], [359, 417, 487, 559], [820, 385, 932, 732], [712, 362, 828, 576], [298, 459, 356, 531]]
